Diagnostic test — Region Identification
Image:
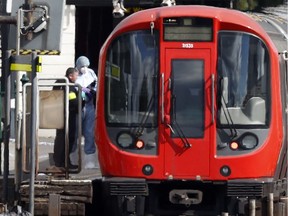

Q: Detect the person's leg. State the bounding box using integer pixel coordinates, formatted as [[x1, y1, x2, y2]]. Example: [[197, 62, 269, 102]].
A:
[[83, 102, 96, 154], [69, 113, 80, 165], [53, 129, 65, 167], [82, 102, 97, 169], [68, 114, 77, 154], [68, 114, 78, 169]]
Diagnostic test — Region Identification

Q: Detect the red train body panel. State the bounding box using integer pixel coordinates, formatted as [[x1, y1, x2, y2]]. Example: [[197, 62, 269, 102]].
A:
[[95, 5, 287, 215]]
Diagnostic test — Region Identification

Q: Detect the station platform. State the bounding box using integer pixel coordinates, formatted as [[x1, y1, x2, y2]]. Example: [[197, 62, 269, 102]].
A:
[[0, 136, 102, 215]]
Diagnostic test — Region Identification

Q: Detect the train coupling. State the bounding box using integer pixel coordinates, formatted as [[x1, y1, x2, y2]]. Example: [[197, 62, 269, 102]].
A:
[[169, 189, 203, 206]]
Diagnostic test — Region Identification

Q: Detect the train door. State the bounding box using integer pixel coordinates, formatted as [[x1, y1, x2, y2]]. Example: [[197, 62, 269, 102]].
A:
[[162, 48, 212, 179]]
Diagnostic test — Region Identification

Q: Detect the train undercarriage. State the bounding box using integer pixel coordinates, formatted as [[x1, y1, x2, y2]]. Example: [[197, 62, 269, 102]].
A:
[[99, 178, 288, 216]]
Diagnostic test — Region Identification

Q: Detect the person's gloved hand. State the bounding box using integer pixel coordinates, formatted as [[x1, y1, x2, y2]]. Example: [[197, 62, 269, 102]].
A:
[[82, 87, 93, 101], [81, 91, 86, 99], [82, 87, 90, 94]]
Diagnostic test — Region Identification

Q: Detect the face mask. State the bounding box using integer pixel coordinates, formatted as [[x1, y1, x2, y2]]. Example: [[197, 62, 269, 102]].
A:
[[80, 67, 88, 74]]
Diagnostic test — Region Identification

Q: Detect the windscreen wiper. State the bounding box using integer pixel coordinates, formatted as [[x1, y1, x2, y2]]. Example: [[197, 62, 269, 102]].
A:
[[133, 93, 155, 138], [220, 77, 237, 139], [168, 95, 191, 148]]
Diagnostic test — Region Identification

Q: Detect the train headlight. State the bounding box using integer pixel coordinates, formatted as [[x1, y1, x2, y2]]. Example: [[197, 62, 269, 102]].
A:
[[230, 141, 239, 150], [117, 132, 134, 148], [135, 139, 145, 149], [238, 133, 258, 150]]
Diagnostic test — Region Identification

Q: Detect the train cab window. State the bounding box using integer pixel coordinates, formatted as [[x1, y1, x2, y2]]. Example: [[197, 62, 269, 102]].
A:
[[105, 30, 159, 126], [217, 31, 270, 126]]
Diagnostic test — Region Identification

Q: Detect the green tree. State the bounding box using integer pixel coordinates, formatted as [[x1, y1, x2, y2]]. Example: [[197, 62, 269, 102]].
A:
[[236, 0, 258, 10]]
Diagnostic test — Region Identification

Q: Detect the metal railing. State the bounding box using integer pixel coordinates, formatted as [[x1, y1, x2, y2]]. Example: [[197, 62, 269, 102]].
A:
[[22, 77, 82, 179]]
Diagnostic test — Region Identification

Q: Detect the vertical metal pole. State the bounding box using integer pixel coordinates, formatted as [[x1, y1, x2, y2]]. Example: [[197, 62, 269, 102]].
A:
[[0, 77, 1, 176], [77, 85, 82, 170], [65, 81, 69, 179], [28, 52, 37, 215], [3, 50, 11, 203], [280, 196, 288, 216], [14, 7, 22, 197], [249, 199, 256, 216], [268, 193, 274, 216], [15, 9, 20, 62]]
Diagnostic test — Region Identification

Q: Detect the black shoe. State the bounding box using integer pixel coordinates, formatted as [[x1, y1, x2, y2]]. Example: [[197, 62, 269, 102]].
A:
[[57, 162, 78, 171], [68, 163, 78, 170], [46, 165, 65, 173]]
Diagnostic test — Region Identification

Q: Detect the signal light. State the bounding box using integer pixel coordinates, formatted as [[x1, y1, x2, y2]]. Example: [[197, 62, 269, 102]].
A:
[[228, 133, 259, 151], [136, 139, 144, 149], [239, 133, 258, 150], [116, 132, 133, 148], [230, 141, 239, 150]]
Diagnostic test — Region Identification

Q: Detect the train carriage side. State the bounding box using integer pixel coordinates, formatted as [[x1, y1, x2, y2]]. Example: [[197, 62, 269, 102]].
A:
[[95, 6, 288, 216], [253, 12, 288, 188]]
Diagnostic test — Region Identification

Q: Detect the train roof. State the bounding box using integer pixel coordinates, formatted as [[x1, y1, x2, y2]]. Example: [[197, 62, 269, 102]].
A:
[[112, 5, 287, 52], [116, 5, 265, 32], [247, 12, 288, 52]]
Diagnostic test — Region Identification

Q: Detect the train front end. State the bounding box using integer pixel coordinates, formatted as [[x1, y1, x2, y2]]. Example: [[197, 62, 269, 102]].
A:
[[95, 6, 287, 215]]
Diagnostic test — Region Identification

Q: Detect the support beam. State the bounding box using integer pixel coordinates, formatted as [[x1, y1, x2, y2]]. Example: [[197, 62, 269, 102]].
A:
[[48, 194, 61, 216], [0, 16, 16, 24]]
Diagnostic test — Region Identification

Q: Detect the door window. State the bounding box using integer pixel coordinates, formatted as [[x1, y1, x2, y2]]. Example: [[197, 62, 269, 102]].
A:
[[171, 59, 204, 138]]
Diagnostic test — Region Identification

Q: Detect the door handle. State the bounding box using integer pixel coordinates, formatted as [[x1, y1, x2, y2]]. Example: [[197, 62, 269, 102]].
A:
[[211, 74, 215, 124], [161, 73, 164, 123]]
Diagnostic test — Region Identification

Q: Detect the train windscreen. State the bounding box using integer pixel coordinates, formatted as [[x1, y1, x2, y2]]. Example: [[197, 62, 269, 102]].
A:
[[105, 30, 159, 127], [217, 31, 270, 127]]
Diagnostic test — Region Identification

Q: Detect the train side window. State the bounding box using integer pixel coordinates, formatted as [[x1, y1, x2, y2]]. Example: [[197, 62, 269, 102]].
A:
[[217, 31, 270, 126], [279, 55, 288, 120]]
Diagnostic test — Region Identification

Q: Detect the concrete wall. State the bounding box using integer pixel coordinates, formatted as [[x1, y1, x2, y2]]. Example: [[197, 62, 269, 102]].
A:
[[38, 5, 76, 79], [34, 5, 76, 138]]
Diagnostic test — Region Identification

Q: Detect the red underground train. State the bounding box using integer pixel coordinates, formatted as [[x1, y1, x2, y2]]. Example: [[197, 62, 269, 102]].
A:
[[94, 5, 288, 216]]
